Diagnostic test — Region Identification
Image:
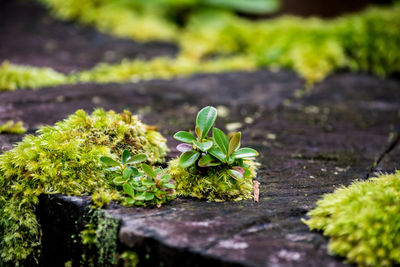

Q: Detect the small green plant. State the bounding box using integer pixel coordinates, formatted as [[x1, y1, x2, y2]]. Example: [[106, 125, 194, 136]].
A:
[[100, 150, 175, 207], [174, 106, 258, 180], [170, 106, 259, 201]]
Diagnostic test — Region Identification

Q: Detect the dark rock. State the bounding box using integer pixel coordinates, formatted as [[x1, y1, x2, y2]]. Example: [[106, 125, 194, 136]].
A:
[[0, 1, 177, 73], [2, 70, 398, 266]]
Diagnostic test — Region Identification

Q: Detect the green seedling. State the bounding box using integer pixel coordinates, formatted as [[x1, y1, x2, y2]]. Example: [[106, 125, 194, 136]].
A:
[[173, 106, 258, 180]]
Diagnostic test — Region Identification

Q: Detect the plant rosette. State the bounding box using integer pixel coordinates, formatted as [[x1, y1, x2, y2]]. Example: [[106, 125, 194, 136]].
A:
[[169, 106, 259, 201]]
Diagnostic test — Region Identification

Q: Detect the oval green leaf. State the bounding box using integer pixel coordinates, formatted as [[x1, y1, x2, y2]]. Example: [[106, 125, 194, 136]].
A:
[[228, 132, 241, 156], [228, 169, 244, 181], [123, 168, 133, 179], [126, 153, 148, 165], [212, 128, 229, 155], [208, 147, 226, 162], [179, 150, 200, 168], [196, 106, 217, 139], [100, 156, 120, 167], [198, 154, 221, 167], [173, 131, 196, 143], [121, 149, 131, 165], [141, 163, 156, 179], [231, 147, 259, 159], [193, 140, 213, 152], [113, 176, 126, 185], [123, 183, 135, 197]]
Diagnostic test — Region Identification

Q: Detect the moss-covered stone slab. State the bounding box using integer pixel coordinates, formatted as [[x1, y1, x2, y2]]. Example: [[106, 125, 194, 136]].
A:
[[1, 69, 399, 266]]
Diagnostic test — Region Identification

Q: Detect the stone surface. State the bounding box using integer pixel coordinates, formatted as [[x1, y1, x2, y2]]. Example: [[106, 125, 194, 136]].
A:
[[0, 1, 177, 73], [1, 1, 400, 266], [2, 71, 400, 266]]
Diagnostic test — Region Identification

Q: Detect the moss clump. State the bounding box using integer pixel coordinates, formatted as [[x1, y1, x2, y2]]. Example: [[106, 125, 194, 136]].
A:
[[303, 171, 400, 266], [0, 121, 26, 134], [0, 61, 68, 91], [80, 209, 120, 266], [0, 109, 168, 265], [169, 158, 258, 201]]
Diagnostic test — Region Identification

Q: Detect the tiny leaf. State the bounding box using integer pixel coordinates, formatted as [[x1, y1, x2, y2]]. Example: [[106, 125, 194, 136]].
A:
[[195, 126, 202, 140], [231, 148, 259, 159], [126, 153, 148, 164], [113, 176, 126, 185], [228, 132, 241, 156], [228, 169, 244, 181], [198, 154, 221, 167], [164, 183, 175, 189], [173, 131, 196, 143], [176, 143, 193, 153], [121, 149, 131, 165], [145, 192, 155, 200], [212, 128, 229, 155], [193, 140, 213, 152], [196, 106, 217, 139], [123, 183, 135, 197], [208, 147, 226, 162], [179, 150, 200, 168], [141, 163, 156, 179], [123, 168, 132, 179], [100, 156, 120, 167]]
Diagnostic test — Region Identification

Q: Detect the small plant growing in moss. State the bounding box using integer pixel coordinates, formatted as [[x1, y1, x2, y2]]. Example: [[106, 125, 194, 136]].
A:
[[0, 109, 168, 265], [303, 171, 400, 267], [100, 150, 175, 207], [169, 106, 259, 201]]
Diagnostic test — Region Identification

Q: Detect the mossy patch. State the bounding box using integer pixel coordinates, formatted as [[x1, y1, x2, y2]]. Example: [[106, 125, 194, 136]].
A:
[[168, 158, 258, 201], [0, 109, 168, 265], [303, 171, 400, 266], [0, 61, 68, 91], [0, 120, 26, 134]]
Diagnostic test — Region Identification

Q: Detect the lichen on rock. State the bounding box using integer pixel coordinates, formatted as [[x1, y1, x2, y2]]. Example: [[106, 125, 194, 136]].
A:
[[303, 171, 400, 267], [0, 108, 168, 265]]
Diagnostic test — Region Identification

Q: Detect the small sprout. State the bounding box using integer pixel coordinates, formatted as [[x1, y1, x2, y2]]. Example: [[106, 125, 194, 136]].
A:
[[173, 105, 259, 178]]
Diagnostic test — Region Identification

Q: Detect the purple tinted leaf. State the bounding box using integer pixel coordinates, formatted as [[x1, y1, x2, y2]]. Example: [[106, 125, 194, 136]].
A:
[[176, 143, 193, 153]]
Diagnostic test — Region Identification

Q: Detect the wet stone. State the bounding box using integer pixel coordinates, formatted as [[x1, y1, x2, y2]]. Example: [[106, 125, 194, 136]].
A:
[[1, 69, 400, 266]]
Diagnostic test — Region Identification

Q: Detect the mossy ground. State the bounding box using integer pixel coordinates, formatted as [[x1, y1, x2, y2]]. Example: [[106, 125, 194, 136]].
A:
[[1, 1, 399, 91], [168, 158, 258, 201], [0, 109, 168, 265], [303, 171, 400, 267]]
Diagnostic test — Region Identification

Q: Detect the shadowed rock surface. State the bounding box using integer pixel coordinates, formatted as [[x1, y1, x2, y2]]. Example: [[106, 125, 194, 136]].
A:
[[1, 70, 400, 266], [0, 1, 177, 73]]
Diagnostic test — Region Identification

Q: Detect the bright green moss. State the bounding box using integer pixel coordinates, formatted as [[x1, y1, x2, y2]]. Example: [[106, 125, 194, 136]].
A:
[[303, 171, 400, 266], [0, 61, 68, 91], [0, 121, 26, 134], [2, 2, 399, 90], [0, 109, 168, 265], [76, 55, 256, 84], [168, 158, 258, 201]]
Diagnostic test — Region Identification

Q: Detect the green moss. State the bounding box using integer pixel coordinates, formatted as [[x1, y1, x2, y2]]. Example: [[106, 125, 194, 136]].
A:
[[119, 251, 139, 267], [168, 158, 258, 201], [0, 109, 168, 265], [0, 61, 68, 91], [303, 171, 400, 266], [76, 55, 255, 84], [0, 121, 27, 134], [80, 209, 120, 266], [2, 2, 399, 89]]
